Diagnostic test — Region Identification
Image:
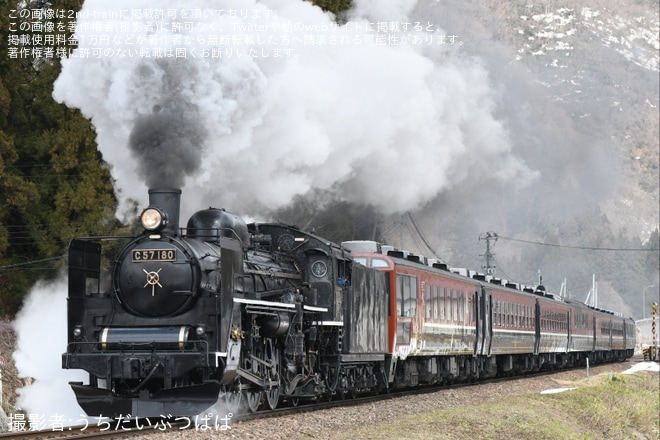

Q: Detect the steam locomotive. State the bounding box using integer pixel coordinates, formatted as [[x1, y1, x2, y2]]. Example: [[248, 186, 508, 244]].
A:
[[62, 188, 635, 418]]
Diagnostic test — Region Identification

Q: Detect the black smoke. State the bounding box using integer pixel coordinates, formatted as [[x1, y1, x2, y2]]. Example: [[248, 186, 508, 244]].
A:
[[128, 106, 206, 189]]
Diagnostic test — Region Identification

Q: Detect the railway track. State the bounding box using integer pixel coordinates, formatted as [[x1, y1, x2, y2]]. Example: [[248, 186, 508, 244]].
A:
[[3, 358, 641, 440], [233, 357, 639, 422]]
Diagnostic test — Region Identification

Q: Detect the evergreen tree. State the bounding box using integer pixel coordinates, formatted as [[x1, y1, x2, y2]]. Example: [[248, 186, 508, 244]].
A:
[[0, 0, 118, 317], [309, 0, 352, 17]]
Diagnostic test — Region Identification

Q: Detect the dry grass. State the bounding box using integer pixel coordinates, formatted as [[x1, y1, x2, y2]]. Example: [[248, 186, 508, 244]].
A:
[[330, 371, 660, 440]]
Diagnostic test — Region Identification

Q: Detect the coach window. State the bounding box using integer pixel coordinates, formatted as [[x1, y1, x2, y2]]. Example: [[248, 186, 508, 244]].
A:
[[513, 304, 518, 327], [467, 295, 472, 323], [439, 287, 445, 320], [447, 290, 452, 321], [526, 305, 530, 328], [493, 300, 499, 326], [433, 285, 438, 319], [447, 289, 452, 321], [396, 277, 402, 317], [371, 258, 390, 268], [452, 290, 458, 322], [425, 284, 431, 319], [492, 300, 497, 326], [397, 274, 417, 317], [459, 291, 465, 321]]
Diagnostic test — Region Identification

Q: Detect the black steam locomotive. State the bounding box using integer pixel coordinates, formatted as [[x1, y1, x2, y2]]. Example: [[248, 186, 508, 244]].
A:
[[63, 188, 387, 417], [63, 188, 635, 418]]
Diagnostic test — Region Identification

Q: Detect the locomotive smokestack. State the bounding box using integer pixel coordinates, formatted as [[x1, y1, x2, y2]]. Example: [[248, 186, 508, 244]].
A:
[[147, 188, 182, 236]]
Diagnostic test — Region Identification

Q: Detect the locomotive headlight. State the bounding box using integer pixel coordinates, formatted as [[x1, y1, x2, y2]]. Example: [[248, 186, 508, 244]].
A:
[[140, 207, 167, 231]]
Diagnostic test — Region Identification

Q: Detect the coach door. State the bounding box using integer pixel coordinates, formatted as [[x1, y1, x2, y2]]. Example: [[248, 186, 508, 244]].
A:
[[591, 316, 597, 352], [477, 286, 492, 356], [566, 309, 572, 352], [534, 299, 541, 355]]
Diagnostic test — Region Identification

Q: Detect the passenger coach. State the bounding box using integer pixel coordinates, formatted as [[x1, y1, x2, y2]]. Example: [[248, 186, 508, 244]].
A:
[[344, 240, 635, 387]]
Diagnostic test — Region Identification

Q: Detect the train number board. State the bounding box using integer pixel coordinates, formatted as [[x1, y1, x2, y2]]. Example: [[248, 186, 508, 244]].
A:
[[132, 249, 177, 262]]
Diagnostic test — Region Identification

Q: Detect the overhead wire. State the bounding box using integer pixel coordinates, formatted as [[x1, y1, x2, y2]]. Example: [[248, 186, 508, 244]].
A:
[[405, 212, 447, 264], [497, 235, 658, 252]]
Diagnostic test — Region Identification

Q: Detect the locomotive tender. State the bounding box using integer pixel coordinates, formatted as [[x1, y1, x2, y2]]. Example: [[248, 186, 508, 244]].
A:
[[62, 188, 635, 417]]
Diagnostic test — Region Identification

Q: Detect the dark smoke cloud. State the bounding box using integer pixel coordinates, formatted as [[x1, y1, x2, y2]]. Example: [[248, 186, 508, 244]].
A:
[[128, 107, 206, 188]]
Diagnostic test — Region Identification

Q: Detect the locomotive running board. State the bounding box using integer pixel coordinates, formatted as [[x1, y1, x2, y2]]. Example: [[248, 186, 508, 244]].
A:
[[233, 297, 328, 313], [337, 353, 385, 362]]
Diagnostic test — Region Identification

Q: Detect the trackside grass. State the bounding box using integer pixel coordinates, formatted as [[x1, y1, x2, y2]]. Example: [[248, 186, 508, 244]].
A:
[[328, 371, 659, 440]]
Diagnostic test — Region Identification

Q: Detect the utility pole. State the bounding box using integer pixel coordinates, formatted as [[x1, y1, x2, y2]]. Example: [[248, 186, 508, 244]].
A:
[[479, 232, 498, 275]]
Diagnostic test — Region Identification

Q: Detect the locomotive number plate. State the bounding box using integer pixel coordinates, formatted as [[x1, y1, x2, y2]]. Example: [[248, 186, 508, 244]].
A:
[[132, 249, 177, 262]]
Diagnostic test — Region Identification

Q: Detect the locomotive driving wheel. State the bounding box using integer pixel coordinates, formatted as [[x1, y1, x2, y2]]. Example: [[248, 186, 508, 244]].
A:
[[244, 340, 264, 413], [222, 385, 243, 415], [244, 389, 262, 413], [264, 338, 281, 410]]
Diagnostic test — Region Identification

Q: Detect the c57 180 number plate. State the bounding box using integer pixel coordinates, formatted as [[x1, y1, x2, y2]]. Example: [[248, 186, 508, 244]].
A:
[[132, 249, 176, 262]]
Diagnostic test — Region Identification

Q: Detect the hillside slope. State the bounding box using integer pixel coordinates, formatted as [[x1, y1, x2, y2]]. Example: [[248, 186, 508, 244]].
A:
[[396, 0, 659, 316]]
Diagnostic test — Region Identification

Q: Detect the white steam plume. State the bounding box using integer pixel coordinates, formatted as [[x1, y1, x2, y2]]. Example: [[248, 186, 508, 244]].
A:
[[12, 278, 87, 427], [52, 0, 537, 219]]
